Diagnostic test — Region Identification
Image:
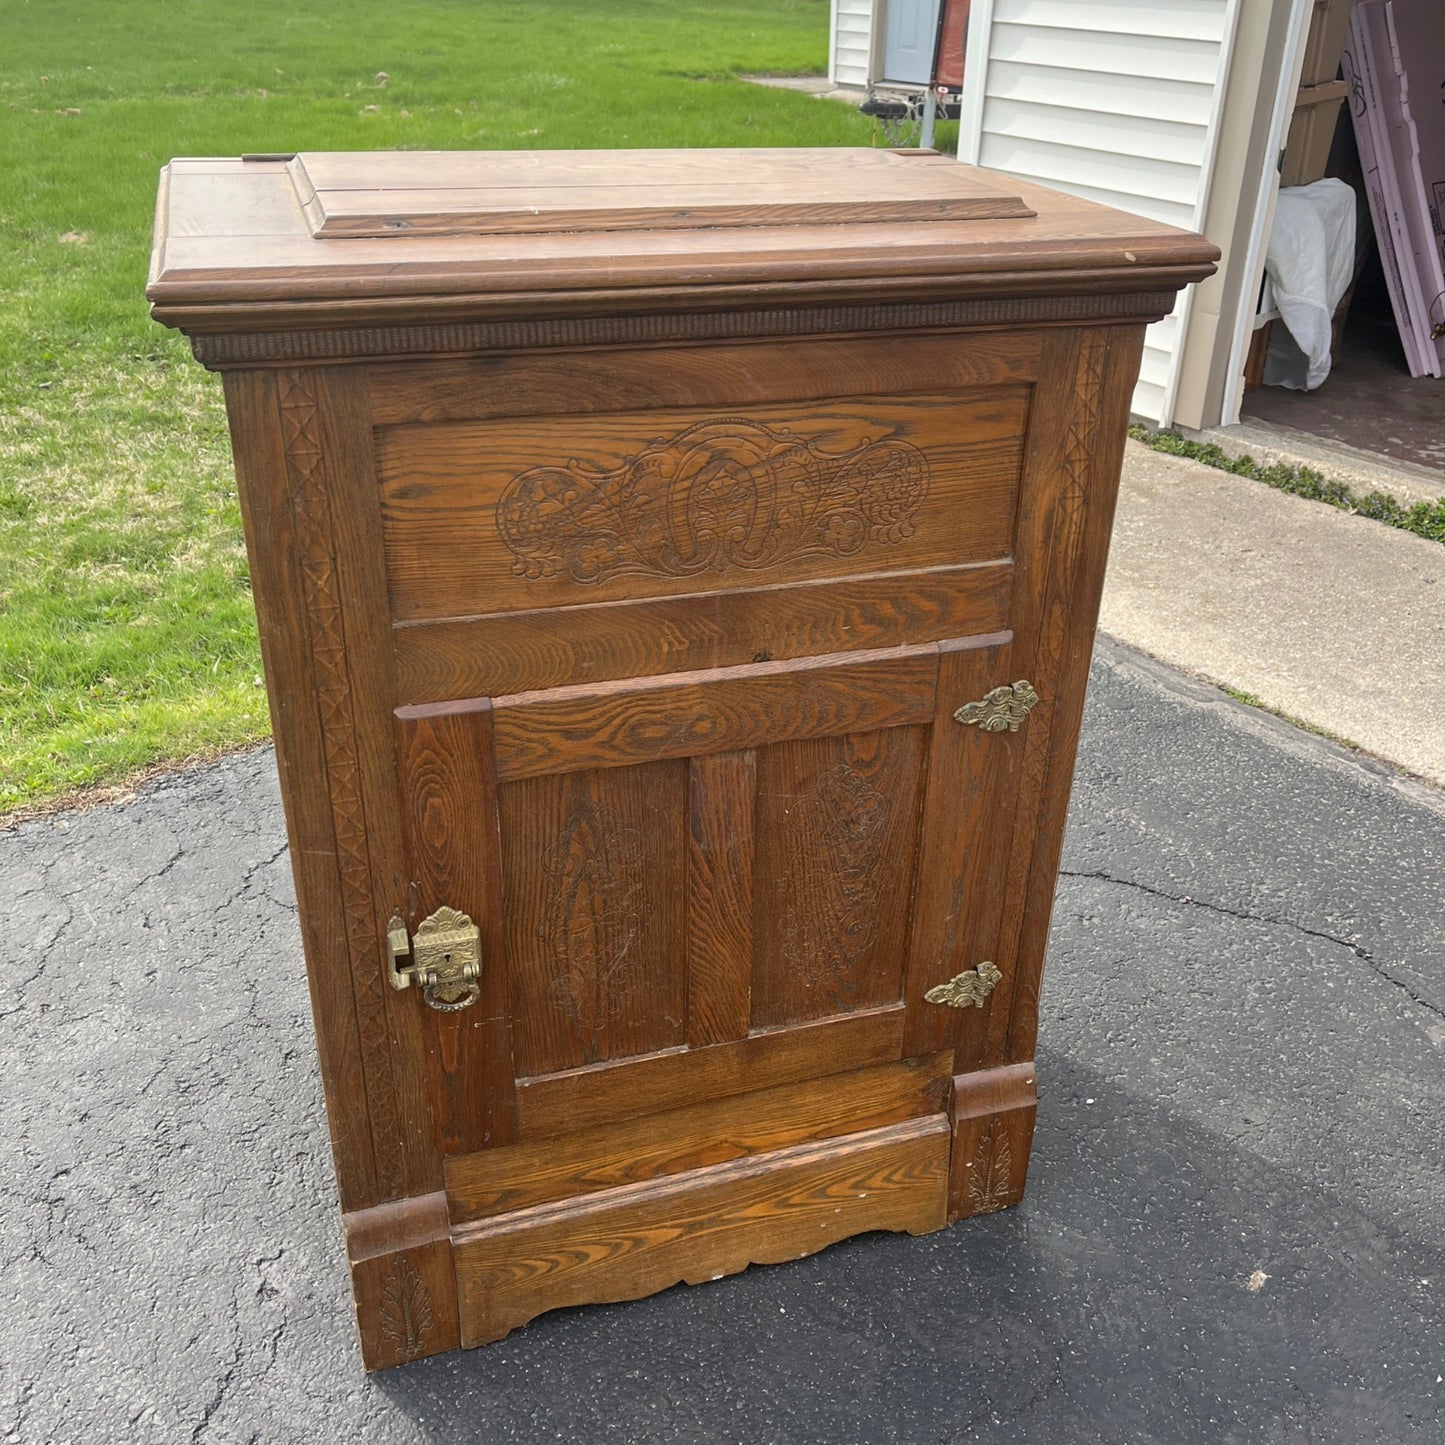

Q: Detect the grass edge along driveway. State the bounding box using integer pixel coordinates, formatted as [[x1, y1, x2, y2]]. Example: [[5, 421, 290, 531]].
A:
[[0, 0, 907, 817]]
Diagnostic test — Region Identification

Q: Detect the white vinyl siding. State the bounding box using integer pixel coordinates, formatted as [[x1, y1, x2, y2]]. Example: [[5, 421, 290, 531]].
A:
[[959, 0, 1241, 423], [830, 0, 874, 89]]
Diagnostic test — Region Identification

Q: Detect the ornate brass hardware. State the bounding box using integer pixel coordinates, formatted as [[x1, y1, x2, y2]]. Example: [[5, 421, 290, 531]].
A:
[[954, 680, 1039, 733], [924, 961, 1003, 1009], [387, 906, 482, 1012]]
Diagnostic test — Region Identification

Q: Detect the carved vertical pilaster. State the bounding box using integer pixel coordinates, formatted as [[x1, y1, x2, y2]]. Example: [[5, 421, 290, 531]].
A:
[[274, 371, 408, 1201], [979, 326, 1142, 1070]]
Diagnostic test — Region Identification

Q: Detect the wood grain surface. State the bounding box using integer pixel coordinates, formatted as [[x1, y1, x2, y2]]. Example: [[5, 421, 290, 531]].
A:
[[900, 636, 1024, 1068], [489, 642, 940, 781], [445, 1052, 951, 1224], [497, 762, 688, 1078], [453, 1116, 950, 1347], [291, 147, 1032, 238], [515, 1004, 906, 1140], [368, 332, 1041, 427], [391, 562, 1011, 704], [686, 750, 756, 1048], [750, 727, 928, 1028], [375, 390, 1028, 620], [394, 700, 519, 1158]]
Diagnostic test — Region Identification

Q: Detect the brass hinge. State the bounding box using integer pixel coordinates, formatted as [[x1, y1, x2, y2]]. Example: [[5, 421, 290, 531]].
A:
[[925, 961, 1002, 1009], [954, 680, 1039, 733], [386, 905, 482, 1012]]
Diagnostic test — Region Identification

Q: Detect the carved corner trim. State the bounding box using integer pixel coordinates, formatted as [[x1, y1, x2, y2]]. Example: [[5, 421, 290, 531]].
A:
[[277, 369, 402, 1197], [379, 1256, 434, 1360], [966, 1119, 1014, 1214], [948, 1064, 1037, 1222]]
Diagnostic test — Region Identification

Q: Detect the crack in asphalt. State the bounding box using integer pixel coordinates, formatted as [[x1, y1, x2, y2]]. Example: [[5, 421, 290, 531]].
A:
[[1059, 868, 1445, 1022]]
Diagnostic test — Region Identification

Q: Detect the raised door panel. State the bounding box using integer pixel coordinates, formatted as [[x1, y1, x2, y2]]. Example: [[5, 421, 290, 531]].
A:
[[489, 643, 941, 1100], [500, 761, 688, 1076], [750, 726, 928, 1028]]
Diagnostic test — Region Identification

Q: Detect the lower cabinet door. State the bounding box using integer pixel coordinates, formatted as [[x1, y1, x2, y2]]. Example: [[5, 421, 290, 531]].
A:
[[390, 631, 1027, 1346]]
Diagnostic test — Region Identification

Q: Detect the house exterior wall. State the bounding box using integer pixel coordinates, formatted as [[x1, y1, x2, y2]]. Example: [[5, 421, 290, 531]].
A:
[[957, 0, 1243, 424], [831, 0, 875, 88], [1172, 0, 1312, 430]]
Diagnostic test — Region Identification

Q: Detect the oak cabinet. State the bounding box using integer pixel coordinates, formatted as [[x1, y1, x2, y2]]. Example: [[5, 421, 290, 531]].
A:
[[149, 147, 1214, 1369]]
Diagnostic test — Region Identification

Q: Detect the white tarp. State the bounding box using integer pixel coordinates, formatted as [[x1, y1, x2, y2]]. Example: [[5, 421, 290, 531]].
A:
[[1261, 179, 1357, 390]]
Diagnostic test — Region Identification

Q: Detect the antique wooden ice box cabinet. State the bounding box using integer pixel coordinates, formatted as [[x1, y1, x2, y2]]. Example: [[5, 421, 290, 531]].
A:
[[148, 147, 1215, 1368]]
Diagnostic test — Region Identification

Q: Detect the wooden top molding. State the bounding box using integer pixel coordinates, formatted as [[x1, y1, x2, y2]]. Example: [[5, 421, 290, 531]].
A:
[[289, 148, 1036, 238], [147, 148, 1218, 340]]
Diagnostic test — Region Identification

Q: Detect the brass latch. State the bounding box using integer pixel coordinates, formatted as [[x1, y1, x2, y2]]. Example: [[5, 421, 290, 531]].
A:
[[386, 905, 482, 1012]]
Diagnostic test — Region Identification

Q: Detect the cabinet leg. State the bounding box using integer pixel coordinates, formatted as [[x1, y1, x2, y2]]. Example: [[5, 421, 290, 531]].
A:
[[947, 1062, 1038, 1223]]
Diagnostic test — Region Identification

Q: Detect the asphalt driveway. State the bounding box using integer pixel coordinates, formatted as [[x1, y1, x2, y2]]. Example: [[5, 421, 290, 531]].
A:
[[2, 639, 1441, 1444]]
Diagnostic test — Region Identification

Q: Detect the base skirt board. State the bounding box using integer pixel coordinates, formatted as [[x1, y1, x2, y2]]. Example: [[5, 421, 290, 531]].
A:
[[452, 1114, 950, 1347]]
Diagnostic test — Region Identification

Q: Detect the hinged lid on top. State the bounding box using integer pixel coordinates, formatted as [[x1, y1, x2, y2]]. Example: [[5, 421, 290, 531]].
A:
[[285, 148, 1036, 238], [147, 146, 1220, 341]]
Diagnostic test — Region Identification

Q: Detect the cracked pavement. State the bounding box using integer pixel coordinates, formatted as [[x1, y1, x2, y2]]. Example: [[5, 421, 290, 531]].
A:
[[1, 638, 1442, 1443]]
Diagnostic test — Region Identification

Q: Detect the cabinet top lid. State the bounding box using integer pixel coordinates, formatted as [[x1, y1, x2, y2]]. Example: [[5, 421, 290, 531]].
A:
[[288, 148, 1037, 238], [148, 147, 1219, 336]]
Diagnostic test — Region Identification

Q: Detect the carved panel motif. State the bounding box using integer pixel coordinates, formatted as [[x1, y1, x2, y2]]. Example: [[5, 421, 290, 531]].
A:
[[496, 417, 929, 584], [781, 763, 888, 996], [379, 1255, 433, 1359], [277, 371, 402, 1199], [968, 1119, 1013, 1214], [539, 801, 647, 1033]]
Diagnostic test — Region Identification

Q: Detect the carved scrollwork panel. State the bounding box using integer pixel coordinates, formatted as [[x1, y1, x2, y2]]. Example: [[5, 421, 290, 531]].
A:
[[496, 417, 929, 585]]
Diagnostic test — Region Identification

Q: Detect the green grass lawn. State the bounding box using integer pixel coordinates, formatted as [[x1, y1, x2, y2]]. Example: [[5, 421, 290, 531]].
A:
[[0, 0, 928, 815]]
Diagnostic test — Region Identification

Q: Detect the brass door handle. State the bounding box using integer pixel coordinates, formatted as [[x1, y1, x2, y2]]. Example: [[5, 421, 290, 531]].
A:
[[387, 906, 482, 1012]]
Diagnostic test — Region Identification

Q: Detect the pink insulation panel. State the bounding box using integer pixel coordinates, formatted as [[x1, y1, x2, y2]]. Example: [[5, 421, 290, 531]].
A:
[[1343, 0, 1445, 377]]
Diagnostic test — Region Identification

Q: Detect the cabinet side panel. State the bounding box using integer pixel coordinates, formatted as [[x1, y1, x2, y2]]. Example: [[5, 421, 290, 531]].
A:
[[982, 326, 1145, 1068], [1001, 326, 1144, 1063], [222, 369, 377, 1210]]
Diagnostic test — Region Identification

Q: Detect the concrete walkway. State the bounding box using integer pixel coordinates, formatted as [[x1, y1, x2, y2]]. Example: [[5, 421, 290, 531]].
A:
[[2, 644, 1442, 1443], [1103, 439, 1445, 787]]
